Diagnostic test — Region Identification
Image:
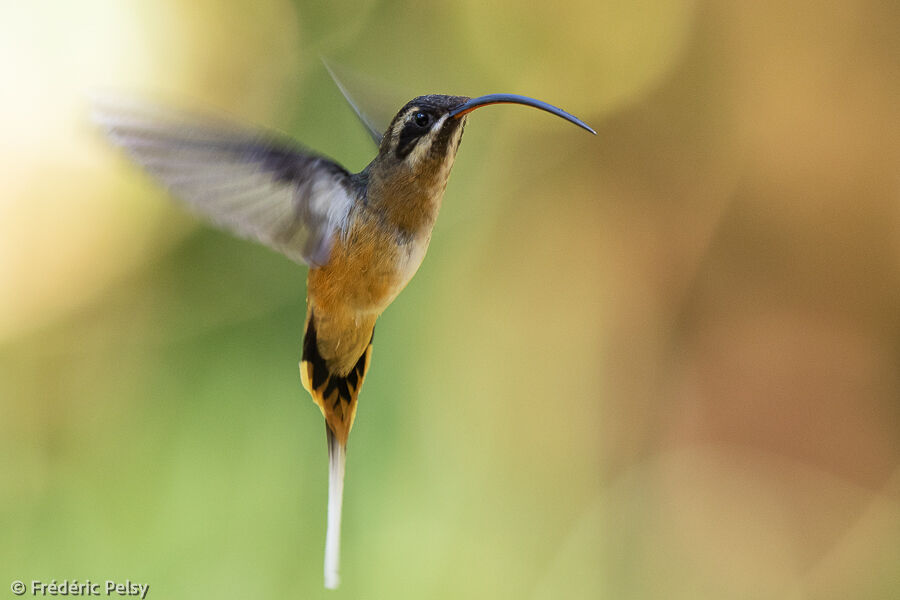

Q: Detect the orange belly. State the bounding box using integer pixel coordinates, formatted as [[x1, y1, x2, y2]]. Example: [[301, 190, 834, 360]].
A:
[[306, 213, 429, 374]]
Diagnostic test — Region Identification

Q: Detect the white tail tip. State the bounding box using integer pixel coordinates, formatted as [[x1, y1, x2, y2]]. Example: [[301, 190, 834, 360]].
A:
[[324, 427, 346, 589]]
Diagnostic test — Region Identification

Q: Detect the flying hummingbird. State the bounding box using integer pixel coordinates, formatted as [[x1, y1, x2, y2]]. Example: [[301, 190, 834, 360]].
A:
[[95, 83, 594, 589]]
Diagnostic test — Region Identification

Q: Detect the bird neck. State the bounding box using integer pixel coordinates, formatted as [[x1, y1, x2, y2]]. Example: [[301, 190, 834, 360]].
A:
[[362, 160, 452, 237]]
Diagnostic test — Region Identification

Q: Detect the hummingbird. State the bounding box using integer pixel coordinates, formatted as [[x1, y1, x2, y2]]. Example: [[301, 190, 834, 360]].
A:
[[94, 86, 594, 589]]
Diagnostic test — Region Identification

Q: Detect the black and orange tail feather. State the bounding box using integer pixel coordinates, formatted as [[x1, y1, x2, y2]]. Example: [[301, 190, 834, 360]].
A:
[[300, 312, 373, 446]]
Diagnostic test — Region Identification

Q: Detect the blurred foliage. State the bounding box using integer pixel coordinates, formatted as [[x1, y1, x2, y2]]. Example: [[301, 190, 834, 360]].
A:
[[1, 0, 899, 598]]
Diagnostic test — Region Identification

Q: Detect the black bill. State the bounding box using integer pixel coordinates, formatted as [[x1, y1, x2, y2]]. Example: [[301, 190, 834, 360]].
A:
[[448, 93, 596, 134]]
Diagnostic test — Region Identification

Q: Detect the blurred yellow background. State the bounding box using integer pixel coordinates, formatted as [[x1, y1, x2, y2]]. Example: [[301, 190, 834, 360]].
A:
[[2, 1, 899, 598]]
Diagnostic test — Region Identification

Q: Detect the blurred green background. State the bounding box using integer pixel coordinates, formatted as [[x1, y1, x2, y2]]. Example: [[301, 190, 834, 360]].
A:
[[2, 0, 899, 598]]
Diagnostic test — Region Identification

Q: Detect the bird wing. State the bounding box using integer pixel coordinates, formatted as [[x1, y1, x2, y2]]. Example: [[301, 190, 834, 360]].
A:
[[322, 58, 384, 147], [93, 99, 355, 266]]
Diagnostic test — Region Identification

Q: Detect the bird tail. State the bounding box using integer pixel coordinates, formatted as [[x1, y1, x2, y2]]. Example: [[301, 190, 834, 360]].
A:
[[324, 425, 346, 589], [300, 312, 373, 447], [300, 311, 373, 589]]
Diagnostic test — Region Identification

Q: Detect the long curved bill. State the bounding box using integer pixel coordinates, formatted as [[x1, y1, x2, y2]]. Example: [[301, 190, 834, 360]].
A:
[[448, 93, 596, 134]]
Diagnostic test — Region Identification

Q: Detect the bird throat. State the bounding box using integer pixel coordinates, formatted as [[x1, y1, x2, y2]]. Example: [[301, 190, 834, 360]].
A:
[[371, 119, 465, 237]]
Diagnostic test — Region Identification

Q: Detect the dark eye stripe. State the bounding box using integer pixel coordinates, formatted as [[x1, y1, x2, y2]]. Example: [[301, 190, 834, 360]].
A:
[[395, 121, 427, 160]]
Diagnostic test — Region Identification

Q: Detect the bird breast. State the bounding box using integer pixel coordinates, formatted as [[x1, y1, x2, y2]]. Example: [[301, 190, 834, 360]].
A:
[[307, 210, 432, 318]]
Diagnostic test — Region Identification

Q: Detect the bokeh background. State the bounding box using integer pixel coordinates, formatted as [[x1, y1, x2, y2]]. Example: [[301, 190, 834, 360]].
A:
[[2, 1, 899, 598]]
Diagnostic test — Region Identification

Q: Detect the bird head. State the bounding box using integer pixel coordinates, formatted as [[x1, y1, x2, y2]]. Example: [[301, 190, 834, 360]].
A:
[[372, 93, 595, 195], [377, 94, 470, 183]]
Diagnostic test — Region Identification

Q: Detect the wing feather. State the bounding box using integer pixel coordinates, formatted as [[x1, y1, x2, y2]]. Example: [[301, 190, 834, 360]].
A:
[[94, 99, 355, 266]]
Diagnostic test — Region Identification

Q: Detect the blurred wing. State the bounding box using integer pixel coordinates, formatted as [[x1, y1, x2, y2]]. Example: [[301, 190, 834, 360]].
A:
[[322, 58, 384, 147], [93, 99, 355, 266]]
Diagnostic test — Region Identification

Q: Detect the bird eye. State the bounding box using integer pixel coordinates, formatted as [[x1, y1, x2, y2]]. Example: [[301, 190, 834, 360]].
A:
[[413, 111, 432, 128]]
